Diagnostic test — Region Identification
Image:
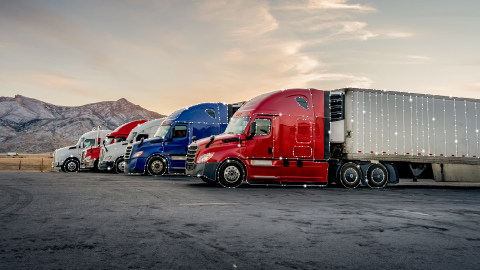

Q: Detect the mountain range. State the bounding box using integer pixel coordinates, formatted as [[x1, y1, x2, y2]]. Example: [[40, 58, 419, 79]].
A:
[[0, 95, 165, 153]]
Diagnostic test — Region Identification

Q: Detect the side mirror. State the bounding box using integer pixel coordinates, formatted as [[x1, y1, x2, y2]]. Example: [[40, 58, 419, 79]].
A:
[[205, 135, 215, 148], [138, 137, 144, 148], [247, 121, 256, 139], [192, 136, 197, 143]]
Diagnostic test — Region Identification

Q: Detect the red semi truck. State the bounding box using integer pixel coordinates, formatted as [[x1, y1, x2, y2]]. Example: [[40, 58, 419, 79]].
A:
[[186, 88, 480, 188], [81, 120, 148, 171]]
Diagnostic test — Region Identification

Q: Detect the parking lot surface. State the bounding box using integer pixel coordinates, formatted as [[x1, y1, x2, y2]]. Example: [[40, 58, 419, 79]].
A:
[[1, 171, 480, 269]]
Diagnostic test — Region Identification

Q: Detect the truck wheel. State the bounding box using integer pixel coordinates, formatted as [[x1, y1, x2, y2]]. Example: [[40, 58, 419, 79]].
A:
[[64, 159, 79, 173], [200, 176, 217, 185], [115, 157, 125, 174], [89, 159, 99, 172], [367, 164, 388, 188], [218, 160, 244, 188], [339, 163, 361, 188], [147, 156, 167, 176]]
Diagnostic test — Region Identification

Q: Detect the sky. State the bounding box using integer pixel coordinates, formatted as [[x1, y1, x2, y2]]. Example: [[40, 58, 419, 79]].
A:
[[0, 0, 479, 115]]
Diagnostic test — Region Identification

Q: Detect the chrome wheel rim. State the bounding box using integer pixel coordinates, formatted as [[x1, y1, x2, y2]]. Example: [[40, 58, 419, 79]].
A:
[[151, 160, 164, 174], [224, 166, 240, 183], [117, 161, 125, 172], [67, 161, 77, 171]]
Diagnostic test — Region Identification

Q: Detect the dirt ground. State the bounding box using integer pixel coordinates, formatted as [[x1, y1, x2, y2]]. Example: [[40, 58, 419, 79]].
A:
[[0, 154, 53, 172]]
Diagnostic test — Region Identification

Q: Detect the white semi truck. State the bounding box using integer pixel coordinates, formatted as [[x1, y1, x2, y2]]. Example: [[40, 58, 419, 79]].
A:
[[51, 127, 111, 173], [98, 118, 165, 173]]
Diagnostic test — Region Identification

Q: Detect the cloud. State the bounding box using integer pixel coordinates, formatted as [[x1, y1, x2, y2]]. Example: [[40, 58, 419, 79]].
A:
[[407, 55, 431, 60], [384, 32, 415, 38], [276, 0, 375, 11]]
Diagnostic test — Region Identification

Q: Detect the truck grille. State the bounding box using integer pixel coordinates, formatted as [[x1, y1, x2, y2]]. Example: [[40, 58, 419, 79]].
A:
[[125, 145, 133, 160], [99, 148, 105, 162], [186, 144, 198, 170]]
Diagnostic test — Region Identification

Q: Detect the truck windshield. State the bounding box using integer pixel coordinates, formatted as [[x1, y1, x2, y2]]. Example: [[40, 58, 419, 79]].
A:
[[154, 124, 171, 138], [105, 136, 114, 145], [83, 139, 95, 148], [127, 132, 137, 143], [76, 137, 84, 146], [224, 117, 250, 134]]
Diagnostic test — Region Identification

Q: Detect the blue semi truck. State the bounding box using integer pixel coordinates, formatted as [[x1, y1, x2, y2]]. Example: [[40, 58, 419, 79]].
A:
[[124, 102, 243, 175]]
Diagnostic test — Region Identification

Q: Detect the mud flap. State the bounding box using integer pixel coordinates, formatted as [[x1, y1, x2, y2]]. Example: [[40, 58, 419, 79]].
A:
[[384, 163, 399, 184], [358, 162, 371, 187]]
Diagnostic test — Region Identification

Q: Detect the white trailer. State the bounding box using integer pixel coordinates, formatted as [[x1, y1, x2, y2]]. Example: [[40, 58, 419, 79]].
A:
[[98, 118, 165, 173], [51, 127, 111, 172], [328, 88, 480, 186]]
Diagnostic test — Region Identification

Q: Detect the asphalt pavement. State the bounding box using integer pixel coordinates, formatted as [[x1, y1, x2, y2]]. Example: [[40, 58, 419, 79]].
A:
[[1, 171, 480, 270]]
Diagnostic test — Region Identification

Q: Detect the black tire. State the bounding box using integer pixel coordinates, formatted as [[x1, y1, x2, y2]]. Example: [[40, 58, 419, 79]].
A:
[[218, 160, 244, 188], [146, 156, 167, 176], [115, 157, 125, 174], [200, 176, 217, 185], [89, 159, 99, 172], [367, 164, 388, 188], [64, 159, 79, 173], [339, 163, 362, 188]]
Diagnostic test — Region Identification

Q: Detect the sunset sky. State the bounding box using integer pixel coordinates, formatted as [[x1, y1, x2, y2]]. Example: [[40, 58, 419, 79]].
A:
[[0, 0, 479, 115]]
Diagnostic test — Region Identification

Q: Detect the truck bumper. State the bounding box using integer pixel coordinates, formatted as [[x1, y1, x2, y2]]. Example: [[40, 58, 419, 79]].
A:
[[186, 162, 220, 181], [51, 161, 64, 172], [125, 157, 147, 174], [99, 161, 114, 171], [81, 159, 95, 169]]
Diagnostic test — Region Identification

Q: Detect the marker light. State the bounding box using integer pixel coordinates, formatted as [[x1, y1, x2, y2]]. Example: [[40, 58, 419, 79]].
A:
[[198, 153, 214, 163], [132, 151, 143, 158]]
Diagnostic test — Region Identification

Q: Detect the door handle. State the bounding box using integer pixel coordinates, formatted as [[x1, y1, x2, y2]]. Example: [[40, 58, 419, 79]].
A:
[[268, 147, 273, 154]]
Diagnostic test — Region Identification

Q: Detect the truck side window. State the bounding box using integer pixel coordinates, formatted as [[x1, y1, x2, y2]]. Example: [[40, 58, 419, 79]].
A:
[[295, 97, 309, 110], [205, 109, 216, 119], [136, 134, 148, 141], [115, 137, 126, 143], [173, 125, 187, 138], [255, 119, 271, 136]]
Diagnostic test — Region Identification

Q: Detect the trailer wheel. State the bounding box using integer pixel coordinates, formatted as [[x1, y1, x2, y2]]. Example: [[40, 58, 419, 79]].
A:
[[218, 160, 244, 188], [64, 159, 79, 173], [339, 163, 362, 188], [115, 157, 125, 174], [200, 176, 217, 185], [147, 156, 167, 176], [367, 164, 388, 188]]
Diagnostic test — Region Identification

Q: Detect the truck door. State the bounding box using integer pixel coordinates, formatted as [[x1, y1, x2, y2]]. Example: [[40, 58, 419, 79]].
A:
[[245, 116, 281, 182], [168, 124, 189, 170]]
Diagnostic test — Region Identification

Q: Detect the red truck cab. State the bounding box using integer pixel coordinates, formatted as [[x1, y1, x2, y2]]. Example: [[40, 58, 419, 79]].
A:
[[186, 88, 330, 187], [81, 120, 149, 171]]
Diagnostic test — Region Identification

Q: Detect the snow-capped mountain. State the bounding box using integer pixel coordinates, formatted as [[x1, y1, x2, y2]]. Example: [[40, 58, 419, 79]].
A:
[[0, 95, 165, 153]]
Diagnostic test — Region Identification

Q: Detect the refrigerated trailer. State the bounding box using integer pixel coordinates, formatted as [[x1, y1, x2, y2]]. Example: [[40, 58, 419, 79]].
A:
[[186, 88, 480, 188]]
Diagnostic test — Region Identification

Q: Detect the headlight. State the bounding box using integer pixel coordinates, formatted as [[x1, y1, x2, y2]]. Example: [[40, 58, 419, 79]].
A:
[[198, 153, 214, 163], [132, 151, 143, 158], [84, 155, 91, 160]]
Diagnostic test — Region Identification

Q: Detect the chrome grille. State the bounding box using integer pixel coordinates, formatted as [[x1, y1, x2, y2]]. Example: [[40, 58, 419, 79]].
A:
[[99, 148, 105, 162], [186, 144, 198, 170], [125, 145, 133, 160]]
